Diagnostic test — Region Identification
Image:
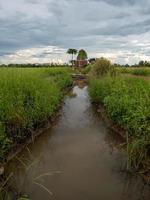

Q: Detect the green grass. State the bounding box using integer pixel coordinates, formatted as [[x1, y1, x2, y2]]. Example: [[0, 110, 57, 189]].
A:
[[118, 67, 150, 77], [89, 76, 150, 168], [0, 68, 72, 163]]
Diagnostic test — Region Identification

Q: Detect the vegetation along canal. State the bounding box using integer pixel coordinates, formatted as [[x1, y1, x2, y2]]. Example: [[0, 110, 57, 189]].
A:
[[6, 81, 150, 200]]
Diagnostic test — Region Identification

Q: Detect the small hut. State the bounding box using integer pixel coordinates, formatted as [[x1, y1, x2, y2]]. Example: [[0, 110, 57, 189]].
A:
[[75, 60, 88, 67]]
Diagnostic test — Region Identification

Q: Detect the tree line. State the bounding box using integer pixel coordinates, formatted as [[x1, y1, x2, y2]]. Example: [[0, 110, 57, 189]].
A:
[[0, 63, 70, 68], [113, 60, 150, 68]]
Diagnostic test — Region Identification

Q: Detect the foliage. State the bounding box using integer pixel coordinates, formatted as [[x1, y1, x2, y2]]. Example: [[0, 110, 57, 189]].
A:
[[0, 68, 72, 163], [88, 58, 96, 64], [138, 60, 150, 67], [67, 49, 78, 65], [113, 60, 150, 68], [0, 63, 70, 68], [67, 48, 78, 55], [77, 49, 88, 60], [90, 57, 116, 77]]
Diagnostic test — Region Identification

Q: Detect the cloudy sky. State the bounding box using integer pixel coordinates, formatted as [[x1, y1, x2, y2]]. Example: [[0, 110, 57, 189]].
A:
[[0, 0, 150, 64]]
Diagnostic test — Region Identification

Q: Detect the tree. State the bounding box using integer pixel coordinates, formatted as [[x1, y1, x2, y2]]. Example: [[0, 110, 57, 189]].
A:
[[89, 58, 96, 64], [77, 49, 88, 60], [144, 61, 150, 67], [139, 60, 144, 66], [91, 57, 113, 77], [125, 64, 129, 68], [67, 49, 78, 66]]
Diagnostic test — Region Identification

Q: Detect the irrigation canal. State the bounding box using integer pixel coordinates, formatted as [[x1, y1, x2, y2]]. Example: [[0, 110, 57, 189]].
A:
[[6, 80, 150, 200]]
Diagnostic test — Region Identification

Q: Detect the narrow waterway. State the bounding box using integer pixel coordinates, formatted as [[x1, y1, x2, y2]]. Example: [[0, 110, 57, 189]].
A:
[[7, 83, 150, 200]]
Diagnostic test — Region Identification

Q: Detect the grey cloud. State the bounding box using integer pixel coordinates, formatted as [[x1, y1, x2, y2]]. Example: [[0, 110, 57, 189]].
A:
[[95, 0, 146, 6], [102, 0, 138, 6], [0, 0, 150, 64], [25, 0, 40, 4], [92, 18, 150, 36]]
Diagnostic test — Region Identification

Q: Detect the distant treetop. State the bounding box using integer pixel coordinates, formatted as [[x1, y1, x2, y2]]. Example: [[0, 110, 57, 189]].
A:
[[67, 49, 78, 55], [77, 49, 88, 60]]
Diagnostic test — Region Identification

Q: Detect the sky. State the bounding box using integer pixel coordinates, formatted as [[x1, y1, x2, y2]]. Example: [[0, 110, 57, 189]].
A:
[[0, 0, 150, 64]]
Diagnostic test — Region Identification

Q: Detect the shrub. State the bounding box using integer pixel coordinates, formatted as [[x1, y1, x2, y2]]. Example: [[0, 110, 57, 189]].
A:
[[90, 57, 116, 77]]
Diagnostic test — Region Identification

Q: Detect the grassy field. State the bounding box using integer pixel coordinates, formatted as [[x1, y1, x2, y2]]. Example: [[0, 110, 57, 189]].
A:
[[0, 67, 72, 163], [117, 67, 150, 77]]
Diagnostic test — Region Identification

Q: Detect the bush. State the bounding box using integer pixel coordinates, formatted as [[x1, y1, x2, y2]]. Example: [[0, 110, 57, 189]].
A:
[[91, 57, 114, 77]]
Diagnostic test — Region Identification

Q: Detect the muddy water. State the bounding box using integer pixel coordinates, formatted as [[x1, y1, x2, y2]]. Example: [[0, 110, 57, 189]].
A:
[[7, 84, 150, 200]]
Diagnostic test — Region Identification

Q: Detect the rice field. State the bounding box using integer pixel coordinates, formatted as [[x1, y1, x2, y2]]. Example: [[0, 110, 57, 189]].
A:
[[117, 67, 150, 77], [0, 67, 72, 163]]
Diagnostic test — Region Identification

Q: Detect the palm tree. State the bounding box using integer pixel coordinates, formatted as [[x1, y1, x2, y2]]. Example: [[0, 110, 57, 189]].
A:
[[67, 48, 78, 66]]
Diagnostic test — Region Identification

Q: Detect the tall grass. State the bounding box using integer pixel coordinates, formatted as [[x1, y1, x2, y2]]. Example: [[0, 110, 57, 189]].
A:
[[89, 76, 150, 168], [0, 68, 72, 163]]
